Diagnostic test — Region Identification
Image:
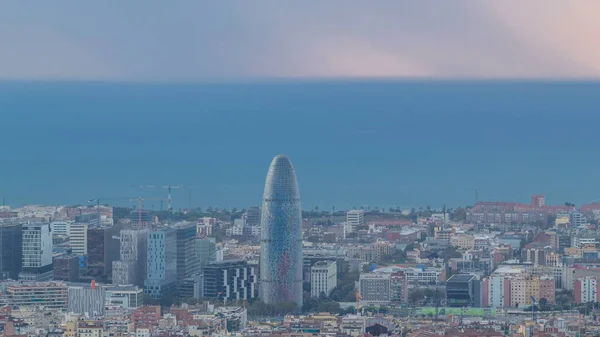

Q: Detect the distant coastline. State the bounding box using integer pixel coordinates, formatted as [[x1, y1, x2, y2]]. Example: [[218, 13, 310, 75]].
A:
[[1, 80, 599, 208]]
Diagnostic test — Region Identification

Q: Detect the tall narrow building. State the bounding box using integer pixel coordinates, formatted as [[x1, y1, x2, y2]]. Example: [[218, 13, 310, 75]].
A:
[[87, 223, 123, 282], [0, 222, 23, 280], [145, 228, 177, 299], [112, 229, 148, 287], [259, 155, 303, 307], [20, 223, 53, 281], [174, 222, 201, 282]]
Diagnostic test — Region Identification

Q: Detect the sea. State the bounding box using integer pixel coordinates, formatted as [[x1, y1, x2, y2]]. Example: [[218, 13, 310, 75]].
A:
[[1, 80, 599, 211]]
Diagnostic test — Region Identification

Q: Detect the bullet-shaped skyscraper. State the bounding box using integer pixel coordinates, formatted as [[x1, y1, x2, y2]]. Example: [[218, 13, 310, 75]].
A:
[[260, 155, 303, 307]]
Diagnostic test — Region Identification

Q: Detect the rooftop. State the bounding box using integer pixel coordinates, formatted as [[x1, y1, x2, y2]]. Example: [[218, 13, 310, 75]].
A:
[[447, 274, 476, 283], [312, 261, 336, 268]]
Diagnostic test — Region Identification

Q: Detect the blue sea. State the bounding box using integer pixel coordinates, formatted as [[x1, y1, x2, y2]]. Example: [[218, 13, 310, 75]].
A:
[[1, 80, 599, 210]]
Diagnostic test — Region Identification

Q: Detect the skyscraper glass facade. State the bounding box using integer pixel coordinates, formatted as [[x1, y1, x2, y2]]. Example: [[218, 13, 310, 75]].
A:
[[145, 229, 177, 299], [259, 155, 303, 307]]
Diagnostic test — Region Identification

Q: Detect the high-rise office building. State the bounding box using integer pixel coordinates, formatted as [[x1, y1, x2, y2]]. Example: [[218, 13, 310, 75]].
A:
[[174, 222, 201, 283], [70, 223, 88, 256], [203, 260, 258, 301], [86, 224, 123, 281], [259, 155, 303, 307], [53, 254, 80, 282], [112, 229, 148, 287], [145, 229, 177, 299], [246, 207, 261, 226], [197, 238, 216, 269], [0, 222, 23, 279], [179, 273, 204, 300], [20, 223, 53, 281]]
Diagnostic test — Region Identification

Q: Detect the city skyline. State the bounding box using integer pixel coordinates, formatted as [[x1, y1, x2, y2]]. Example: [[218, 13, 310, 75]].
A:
[[259, 155, 304, 307], [1, 1, 599, 333]]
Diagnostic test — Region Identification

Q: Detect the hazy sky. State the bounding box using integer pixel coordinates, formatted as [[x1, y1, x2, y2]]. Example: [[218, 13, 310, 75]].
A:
[[1, 1, 599, 80]]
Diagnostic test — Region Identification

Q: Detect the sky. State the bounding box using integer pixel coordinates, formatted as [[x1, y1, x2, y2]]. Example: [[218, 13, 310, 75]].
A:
[[0, 1, 599, 80]]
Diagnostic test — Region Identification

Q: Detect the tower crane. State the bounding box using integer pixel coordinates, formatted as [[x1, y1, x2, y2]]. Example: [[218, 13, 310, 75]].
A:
[[355, 289, 363, 315], [530, 296, 538, 322], [130, 197, 165, 227], [132, 185, 182, 212]]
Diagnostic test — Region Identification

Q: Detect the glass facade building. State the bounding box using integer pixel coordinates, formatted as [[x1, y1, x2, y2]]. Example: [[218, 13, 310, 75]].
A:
[[446, 274, 477, 307], [259, 155, 303, 307], [145, 229, 177, 299], [0, 222, 23, 280]]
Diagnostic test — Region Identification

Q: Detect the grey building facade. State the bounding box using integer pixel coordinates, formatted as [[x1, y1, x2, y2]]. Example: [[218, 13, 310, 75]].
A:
[[0, 222, 22, 279], [203, 260, 258, 301], [259, 155, 303, 307], [175, 222, 201, 283]]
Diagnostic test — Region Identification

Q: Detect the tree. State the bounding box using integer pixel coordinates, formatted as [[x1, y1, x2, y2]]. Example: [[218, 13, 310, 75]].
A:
[[330, 271, 359, 302], [539, 297, 548, 311], [143, 294, 160, 306], [441, 246, 462, 262], [160, 292, 181, 307], [273, 301, 298, 315], [341, 306, 356, 315], [315, 300, 341, 313], [181, 297, 202, 305], [409, 289, 425, 306], [452, 208, 467, 221], [247, 300, 273, 316]]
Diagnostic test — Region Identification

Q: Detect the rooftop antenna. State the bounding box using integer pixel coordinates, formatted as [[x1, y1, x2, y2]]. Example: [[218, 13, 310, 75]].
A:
[[475, 189, 479, 204], [443, 204, 447, 226]]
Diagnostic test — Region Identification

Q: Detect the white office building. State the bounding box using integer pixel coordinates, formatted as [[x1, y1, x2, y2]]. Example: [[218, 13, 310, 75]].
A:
[[347, 210, 365, 231], [105, 285, 144, 309], [311, 261, 337, 298], [70, 223, 88, 256], [51, 221, 72, 236], [20, 223, 53, 281]]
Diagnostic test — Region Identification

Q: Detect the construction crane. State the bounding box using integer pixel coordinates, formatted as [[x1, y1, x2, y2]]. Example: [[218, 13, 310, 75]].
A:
[[355, 289, 363, 315], [131, 197, 165, 226], [530, 296, 538, 322], [132, 185, 182, 212]]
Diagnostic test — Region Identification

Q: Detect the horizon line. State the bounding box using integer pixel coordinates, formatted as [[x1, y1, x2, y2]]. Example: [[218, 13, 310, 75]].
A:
[[2, 76, 600, 85]]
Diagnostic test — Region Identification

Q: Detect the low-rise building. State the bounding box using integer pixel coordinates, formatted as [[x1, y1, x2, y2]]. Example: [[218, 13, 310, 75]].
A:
[[77, 320, 104, 337], [359, 273, 391, 304], [5, 281, 68, 309]]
